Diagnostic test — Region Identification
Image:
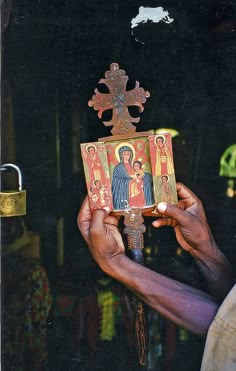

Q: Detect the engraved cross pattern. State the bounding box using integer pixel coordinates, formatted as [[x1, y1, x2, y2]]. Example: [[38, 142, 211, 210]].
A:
[[124, 211, 146, 251], [88, 63, 150, 136]]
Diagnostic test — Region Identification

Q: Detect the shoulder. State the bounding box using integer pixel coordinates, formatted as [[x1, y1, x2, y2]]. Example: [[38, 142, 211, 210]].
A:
[[213, 284, 236, 329], [114, 163, 123, 170], [201, 284, 236, 371]]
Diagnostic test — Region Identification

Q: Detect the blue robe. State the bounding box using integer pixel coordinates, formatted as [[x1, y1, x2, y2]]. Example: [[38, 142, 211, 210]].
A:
[[112, 163, 154, 210]]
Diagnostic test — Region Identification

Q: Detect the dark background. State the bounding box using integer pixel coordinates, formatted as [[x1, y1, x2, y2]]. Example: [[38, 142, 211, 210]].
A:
[[1, 0, 236, 370]]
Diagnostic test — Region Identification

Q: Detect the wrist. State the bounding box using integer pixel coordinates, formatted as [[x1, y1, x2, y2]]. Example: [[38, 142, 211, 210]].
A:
[[99, 253, 130, 276], [189, 237, 232, 278], [189, 235, 218, 261]]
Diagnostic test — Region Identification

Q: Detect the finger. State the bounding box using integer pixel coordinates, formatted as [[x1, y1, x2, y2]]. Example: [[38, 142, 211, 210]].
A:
[[152, 217, 176, 228], [77, 196, 91, 226], [77, 196, 92, 244], [90, 209, 109, 243], [176, 182, 199, 204], [156, 201, 193, 227], [80, 195, 90, 211], [104, 214, 119, 227]]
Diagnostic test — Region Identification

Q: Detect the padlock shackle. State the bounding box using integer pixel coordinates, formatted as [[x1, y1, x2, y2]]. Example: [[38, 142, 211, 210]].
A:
[[0, 163, 23, 191]]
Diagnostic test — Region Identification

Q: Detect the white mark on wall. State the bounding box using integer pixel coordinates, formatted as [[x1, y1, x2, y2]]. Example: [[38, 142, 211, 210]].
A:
[[131, 6, 174, 29]]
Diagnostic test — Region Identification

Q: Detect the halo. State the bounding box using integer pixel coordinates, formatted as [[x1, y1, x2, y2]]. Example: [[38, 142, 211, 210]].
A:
[[86, 144, 97, 153], [114, 142, 136, 162], [155, 128, 179, 138], [155, 134, 166, 144], [161, 174, 169, 182]]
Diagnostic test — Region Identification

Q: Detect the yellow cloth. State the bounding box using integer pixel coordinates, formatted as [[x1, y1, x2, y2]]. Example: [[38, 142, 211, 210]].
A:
[[201, 284, 236, 371], [97, 290, 115, 341]]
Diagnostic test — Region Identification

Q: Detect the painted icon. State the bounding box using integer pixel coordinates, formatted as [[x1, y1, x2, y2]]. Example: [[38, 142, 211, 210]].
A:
[[149, 134, 178, 206], [81, 142, 113, 212], [81, 133, 177, 212], [106, 137, 155, 211]]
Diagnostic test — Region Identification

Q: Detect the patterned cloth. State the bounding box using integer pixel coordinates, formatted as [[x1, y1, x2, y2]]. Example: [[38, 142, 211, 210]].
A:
[[51, 286, 133, 357], [2, 256, 52, 371], [53, 295, 77, 317]]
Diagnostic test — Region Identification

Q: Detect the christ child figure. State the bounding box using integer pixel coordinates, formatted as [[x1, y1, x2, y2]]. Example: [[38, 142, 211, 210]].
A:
[[129, 161, 145, 207]]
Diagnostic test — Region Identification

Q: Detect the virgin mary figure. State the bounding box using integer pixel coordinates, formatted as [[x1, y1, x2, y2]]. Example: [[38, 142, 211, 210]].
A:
[[112, 144, 154, 210]]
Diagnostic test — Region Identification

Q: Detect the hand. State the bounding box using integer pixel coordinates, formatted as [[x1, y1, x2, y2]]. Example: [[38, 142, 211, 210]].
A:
[[77, 197, 125, 272], [152, 183, 216, 256]]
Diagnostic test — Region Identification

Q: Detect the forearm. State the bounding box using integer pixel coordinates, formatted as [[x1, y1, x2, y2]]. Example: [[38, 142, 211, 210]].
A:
[[101, 255, 219, 336], [190, 240, 233, 300]]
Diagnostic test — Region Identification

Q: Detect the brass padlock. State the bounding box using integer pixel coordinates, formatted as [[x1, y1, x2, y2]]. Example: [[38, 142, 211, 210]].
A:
[[0, 163, 26, 217]]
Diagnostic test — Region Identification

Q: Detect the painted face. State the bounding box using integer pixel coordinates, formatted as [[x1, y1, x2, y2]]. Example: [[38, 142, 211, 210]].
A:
[[162, 176, 168, 184], [95, 180, 101, 188], [122, 150, 131, 162], [88, 147, 95, 155], [156, 138, 164, 148], [133, 162, 141, 171]]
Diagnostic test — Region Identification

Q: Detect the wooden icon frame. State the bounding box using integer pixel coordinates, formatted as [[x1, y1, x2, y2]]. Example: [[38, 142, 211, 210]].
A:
[[81, 132, 177, 214]]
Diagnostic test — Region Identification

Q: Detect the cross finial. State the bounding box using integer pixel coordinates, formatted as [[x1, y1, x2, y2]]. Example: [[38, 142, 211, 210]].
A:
[[88, 63, 150, 136]]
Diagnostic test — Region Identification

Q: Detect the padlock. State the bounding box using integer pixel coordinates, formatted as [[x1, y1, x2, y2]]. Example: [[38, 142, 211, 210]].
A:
[[0, 163, 26, 217]]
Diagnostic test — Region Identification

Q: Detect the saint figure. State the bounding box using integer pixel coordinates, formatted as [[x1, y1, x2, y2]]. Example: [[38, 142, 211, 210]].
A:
[[129, 161, 146, 207], [160, 175, 175, 203], [155, 136, 174, 176], [86, 145, 105, 183], [90, 180, 110, 210]]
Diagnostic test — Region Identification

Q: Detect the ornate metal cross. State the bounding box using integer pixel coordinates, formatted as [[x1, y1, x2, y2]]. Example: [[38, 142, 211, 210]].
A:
[[88, 63, 150, 136], [87, 63, 151, 365]]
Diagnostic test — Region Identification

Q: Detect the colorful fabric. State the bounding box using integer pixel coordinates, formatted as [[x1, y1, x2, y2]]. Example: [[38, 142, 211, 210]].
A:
[[2, 256, 52, 371], [50, 287, 134, 356], [72, 294, 99, 352], [53, 296, 77, 317]]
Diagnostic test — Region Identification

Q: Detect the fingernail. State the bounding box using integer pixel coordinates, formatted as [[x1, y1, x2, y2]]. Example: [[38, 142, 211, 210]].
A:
[[157, 202, 167, 213], [103, 206, 111, 213]]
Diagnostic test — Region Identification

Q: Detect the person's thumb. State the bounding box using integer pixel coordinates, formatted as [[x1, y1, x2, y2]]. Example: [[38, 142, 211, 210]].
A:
[[157, 202, 192, 226], [90, 209, 108, 242]]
